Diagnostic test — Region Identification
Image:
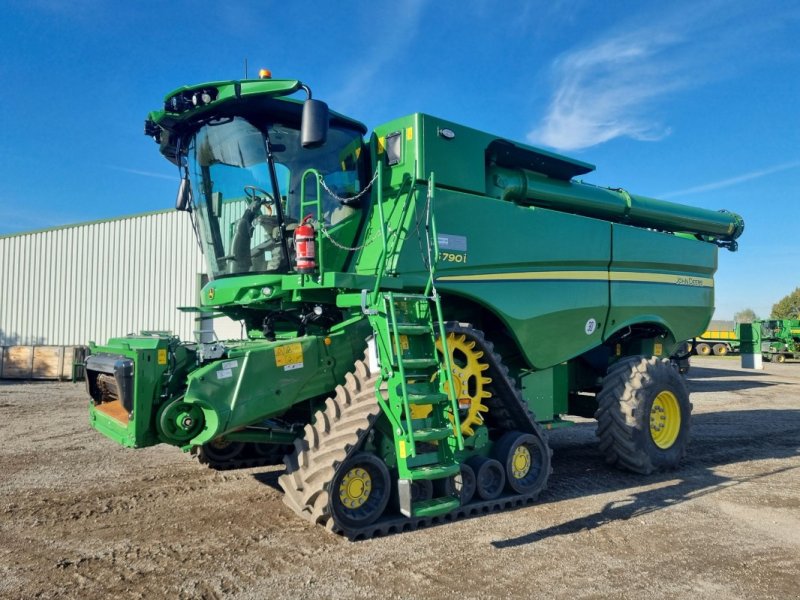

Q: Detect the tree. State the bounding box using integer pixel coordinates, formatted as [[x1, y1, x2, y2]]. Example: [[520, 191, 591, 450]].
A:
[[771, 287, 800, 319], [734, 308, 758, 323]]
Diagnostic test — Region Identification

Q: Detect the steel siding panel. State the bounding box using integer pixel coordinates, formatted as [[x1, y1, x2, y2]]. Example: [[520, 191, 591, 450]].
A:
[[0, 212, 202, 346]]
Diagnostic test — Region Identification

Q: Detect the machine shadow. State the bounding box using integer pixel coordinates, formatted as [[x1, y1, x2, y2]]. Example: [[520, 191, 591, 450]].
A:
[[685, 365, 766, 379], [250, 408, 800, 538], [492, 408, 800, 548]]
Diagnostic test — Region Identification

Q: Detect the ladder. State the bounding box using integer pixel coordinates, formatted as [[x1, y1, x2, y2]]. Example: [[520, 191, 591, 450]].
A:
[[367, 173, 464, 517]]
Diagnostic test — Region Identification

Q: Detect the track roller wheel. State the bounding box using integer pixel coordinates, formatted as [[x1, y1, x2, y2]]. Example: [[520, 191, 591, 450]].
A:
[[410, 479, 433, 503], [330, 452, 391, 529], [252, 443, 292, 465], [467, 456, 505, 500], [492, 431, 550, 495], [445, 463, 476, 505], [596, 356, 692, 474], [197, 438, 246, 464]]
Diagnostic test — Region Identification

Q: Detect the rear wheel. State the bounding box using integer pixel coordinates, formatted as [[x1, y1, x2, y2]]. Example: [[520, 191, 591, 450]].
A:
[[775, 354, 786, 363], [712, 343, 728, 356], [695, 343, 711, 356], [596, 356, 692, 474]]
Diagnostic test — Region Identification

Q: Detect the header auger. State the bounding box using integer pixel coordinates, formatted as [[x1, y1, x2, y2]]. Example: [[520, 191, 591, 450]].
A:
[[85, 73, 743, 538]]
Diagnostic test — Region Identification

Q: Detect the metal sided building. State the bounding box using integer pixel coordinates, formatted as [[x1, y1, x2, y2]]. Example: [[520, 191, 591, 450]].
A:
[[0, 209, 241, 379]]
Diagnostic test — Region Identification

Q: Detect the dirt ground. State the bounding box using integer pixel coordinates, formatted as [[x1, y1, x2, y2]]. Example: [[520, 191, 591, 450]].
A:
[[1, 357, 798, 600]]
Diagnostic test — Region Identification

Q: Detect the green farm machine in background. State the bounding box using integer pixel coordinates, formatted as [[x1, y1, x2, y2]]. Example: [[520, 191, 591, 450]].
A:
[[760, 319, 800, 362], [85, 73, 744, 538]]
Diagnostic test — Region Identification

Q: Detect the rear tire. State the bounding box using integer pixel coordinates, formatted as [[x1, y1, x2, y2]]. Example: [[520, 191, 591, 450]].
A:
[[695, 343, 711, 356], [596, 356, 692, 475], [775, 354, 786, 363], [712, 344, 728, 356]]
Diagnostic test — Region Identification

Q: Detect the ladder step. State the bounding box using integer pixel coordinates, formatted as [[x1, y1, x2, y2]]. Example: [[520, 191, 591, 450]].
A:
[[407, 463, 461, 481], [394, 323, 430, 335], [412, 427, 453, 442], [401, 357, 439, 369], [412, 496, 461, 518]]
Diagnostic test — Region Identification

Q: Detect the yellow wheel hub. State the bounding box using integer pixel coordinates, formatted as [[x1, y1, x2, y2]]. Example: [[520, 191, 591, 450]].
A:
[[511, 446, 531, 479], [338, 467, 372, 509], [410, 332, 492, 436], [650, 391, 681, 449]]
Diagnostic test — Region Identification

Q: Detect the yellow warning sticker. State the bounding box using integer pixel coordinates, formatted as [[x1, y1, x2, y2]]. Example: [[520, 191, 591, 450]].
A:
[[275, 342, 304, 371], [398, 440, 407, 459], [157, 349, 167, 365], [654, 343, 663, 356], [399, 335, 409, 351]]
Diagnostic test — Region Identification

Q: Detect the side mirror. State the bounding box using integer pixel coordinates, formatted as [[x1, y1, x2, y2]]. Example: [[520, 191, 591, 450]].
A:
[[301, 99, 329, 149], [176, 176, 192, 211]]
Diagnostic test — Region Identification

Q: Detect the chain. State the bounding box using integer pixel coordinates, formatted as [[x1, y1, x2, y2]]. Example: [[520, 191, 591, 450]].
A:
[[315, 166, 389, 251], [317, 166, 380, 204], [320, 223, 394, 251]]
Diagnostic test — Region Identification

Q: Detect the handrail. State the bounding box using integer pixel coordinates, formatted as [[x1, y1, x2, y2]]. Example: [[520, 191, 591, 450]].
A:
[[299, 168, 325, 276], [425, 172, 464, 450]]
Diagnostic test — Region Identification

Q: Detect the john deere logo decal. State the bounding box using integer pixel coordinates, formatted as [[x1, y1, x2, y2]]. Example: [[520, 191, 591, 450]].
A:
[[208, 288, 215, 300]]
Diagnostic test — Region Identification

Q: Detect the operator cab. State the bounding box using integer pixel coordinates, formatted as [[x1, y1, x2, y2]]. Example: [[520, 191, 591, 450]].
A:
[[177, 95, 368, 279]]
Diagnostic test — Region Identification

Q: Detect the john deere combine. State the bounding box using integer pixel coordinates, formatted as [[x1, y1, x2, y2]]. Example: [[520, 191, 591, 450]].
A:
[[86, 74, 744, 538]]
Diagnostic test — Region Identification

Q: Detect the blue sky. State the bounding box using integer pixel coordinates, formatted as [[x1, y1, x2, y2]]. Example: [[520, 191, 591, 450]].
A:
[[1, 0, 798, 320]]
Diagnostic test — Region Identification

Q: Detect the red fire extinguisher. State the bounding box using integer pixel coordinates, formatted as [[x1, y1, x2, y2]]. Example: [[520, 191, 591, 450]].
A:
[[294, 215, 317, 273]]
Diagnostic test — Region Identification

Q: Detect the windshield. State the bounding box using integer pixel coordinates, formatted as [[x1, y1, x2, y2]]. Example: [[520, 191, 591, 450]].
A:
[[189, 116, 364, 279]]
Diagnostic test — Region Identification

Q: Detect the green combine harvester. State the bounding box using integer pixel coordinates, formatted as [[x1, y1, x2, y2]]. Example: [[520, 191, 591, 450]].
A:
[[761, 319, 800, 362], [85, 73, 744, 538]]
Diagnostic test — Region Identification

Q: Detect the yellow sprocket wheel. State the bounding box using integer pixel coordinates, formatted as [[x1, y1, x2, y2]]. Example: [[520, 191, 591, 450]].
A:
[[410, 331, 492, 436]]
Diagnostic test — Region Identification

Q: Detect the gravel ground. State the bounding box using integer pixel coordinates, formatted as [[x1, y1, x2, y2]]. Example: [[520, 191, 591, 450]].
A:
[[1, 356, 798, 600]]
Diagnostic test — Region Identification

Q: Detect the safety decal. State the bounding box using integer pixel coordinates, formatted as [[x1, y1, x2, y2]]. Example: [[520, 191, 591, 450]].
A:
[[275, 342, 304, 371], [585, 319, 597, 335]]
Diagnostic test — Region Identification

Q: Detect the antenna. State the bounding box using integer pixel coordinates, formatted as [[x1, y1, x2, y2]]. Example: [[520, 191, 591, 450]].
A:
[[244, 58, 248, 79]]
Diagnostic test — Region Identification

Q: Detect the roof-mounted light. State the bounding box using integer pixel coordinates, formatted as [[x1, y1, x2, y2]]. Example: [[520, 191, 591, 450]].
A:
[[259, 69, 272, 79]]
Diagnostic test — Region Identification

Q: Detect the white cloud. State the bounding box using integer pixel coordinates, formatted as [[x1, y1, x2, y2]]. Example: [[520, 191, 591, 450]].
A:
[[528, 28, 692, 151], [527, 3, 800, 151], [660, 160, 800, 199]]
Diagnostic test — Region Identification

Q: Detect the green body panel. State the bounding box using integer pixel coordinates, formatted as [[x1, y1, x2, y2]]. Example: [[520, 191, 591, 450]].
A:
[[520, 364, 569, 422], [182, 319, 370, 444], [605, 223, 717, 346]]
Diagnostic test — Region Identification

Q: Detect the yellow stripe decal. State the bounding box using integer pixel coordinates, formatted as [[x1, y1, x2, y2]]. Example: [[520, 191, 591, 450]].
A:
[[437, 271, 713, 287]]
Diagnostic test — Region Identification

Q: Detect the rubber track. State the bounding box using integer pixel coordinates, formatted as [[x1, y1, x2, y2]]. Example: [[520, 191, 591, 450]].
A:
[[194, 443, 291, 471], [278, 357, 383, 526], [280, 327, 553, 540], [595, 356, 691, 474]]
